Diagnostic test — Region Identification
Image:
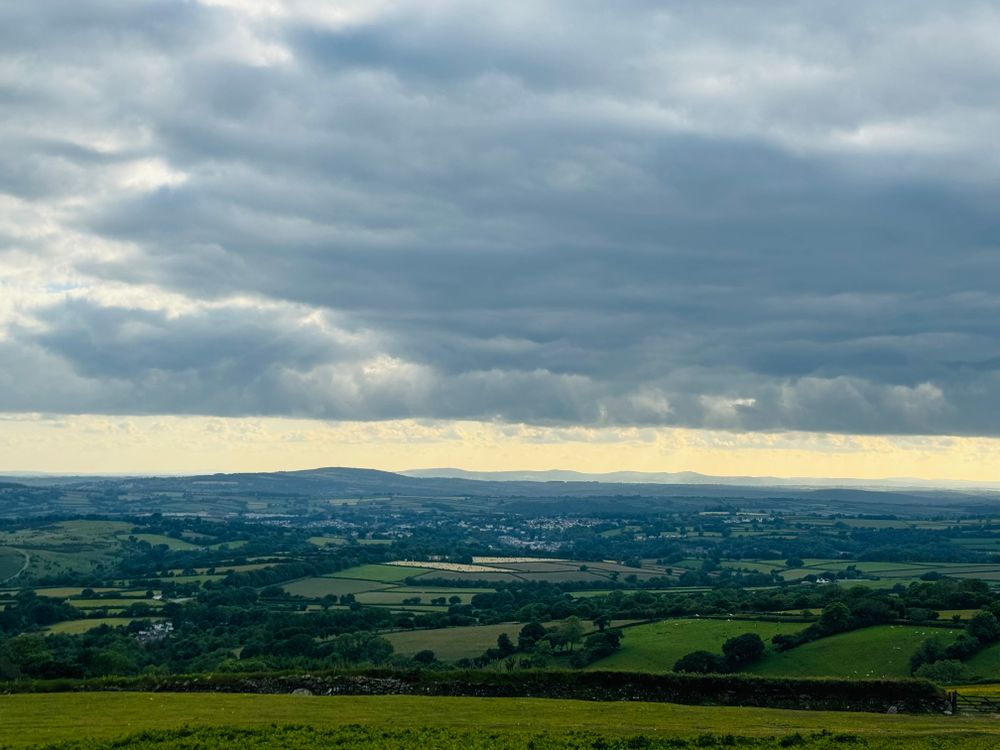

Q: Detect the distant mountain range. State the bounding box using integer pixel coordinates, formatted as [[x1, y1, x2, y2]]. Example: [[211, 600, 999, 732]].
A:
[[402, 467, 1000, 491]]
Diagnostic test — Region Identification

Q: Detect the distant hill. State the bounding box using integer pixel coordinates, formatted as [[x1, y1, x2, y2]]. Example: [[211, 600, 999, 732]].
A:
[[1, 466, 999, 518]]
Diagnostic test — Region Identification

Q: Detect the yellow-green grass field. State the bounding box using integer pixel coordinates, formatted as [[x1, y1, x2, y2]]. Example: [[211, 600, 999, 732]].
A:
[[0, 693, 998, 748], [67, 598, 165, 610], [129, 534, 201, 551], [586, 619, 808, 673], [938, 610, 981, 621], [385, 622, 533, 660], [44, 617, 160, 635], [31, 587, 120, 598], [746, 625, 963, 679]]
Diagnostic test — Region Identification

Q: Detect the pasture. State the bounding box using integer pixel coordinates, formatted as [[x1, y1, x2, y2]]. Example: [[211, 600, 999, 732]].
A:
[[586, 618, 808, 673], [282, 577, 382, 598], [963, 643, 1000, 679], [746, 625, 963, 679], [385, 622, 528, 660]]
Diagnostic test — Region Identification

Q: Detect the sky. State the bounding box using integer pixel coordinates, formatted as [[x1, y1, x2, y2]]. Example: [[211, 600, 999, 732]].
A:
[[2, 1, 1000, 480]]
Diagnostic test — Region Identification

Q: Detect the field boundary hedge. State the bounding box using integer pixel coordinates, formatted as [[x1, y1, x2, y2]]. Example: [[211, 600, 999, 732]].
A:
[[0, 669, 947, 713]]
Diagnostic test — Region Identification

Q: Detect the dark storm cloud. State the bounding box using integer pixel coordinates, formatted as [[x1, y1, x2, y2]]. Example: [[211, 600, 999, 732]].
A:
[[3, 1, 1000, 433]]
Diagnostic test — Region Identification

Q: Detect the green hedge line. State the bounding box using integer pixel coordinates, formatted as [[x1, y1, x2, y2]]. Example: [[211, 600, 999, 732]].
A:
[[0, 669, 946, 713]]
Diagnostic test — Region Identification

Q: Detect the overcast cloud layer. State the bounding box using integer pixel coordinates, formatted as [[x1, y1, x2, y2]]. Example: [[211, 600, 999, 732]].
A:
[[2, 0, 1000, 435]]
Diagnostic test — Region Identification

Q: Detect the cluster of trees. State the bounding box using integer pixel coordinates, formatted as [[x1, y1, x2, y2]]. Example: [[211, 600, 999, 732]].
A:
[[673, 633, 766, 674], [0, 592, 80, 633], [454, 618, 623, 671]]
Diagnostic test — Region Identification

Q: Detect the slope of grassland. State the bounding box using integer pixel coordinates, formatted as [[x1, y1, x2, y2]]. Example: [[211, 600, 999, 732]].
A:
[[0, 693, 997, 748], [746, 625, 962, 679], [0, 547, 26, 581], [963, 643, 1000, 679], [586, 618, 808, 673]]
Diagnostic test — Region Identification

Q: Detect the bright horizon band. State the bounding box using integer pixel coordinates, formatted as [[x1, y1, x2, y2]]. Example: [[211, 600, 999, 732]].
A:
[[1, 413, 998, 483]]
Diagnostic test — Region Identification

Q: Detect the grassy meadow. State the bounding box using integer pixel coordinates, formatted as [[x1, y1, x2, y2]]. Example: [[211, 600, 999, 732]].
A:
[[1, 693, 999, 749], [746, 625, 963, 679], [16, 726, 1000, 750], [586, 619, 808, 673]]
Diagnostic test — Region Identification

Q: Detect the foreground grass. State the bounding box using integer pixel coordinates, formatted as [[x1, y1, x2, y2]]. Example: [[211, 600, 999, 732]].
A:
[[16, 725, 1000, 750], [0, 693, 997, 748]]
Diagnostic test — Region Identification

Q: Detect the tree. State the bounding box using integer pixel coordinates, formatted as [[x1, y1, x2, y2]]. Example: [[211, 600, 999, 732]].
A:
[[914, 659, 970, 684], [531, 639, 554, 667], [593, 614, 611, 632], [518, 622, 548, 651], [721, 633, 765, 669], [577, 629, 623, 665], [497, 633, 516, 657], [967, 611, 1000, 645], [674, 650, 726, 674], [559, 616, 584, 652], [945, 633, 981, 661], [413, 650, 436, 665], [819, 602, 852, 634], [909, 636, 947, 674]]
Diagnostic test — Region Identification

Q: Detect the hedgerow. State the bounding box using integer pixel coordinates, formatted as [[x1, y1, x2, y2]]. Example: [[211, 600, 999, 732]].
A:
[[1, 669, 947, 713]]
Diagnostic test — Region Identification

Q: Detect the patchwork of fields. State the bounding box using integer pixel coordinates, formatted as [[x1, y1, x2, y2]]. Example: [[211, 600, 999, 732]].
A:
[[279, 558, 676, 615]]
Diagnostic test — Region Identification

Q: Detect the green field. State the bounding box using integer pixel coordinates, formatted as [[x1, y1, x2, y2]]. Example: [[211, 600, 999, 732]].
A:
[[385, 623, 529, 660], [963, 643, 1000, 679], [746, 625, 963, 679], [0, 521, 127, 580], [331, 564, 431, 583], [307, 535, 348, 547], [31, 587, 119, 598], [0, 693, 998, 749], [586, 619, 808, 673], [0, 547, 26, 581], [283, 578, 387, 598], [131, 534, 201, 551]]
